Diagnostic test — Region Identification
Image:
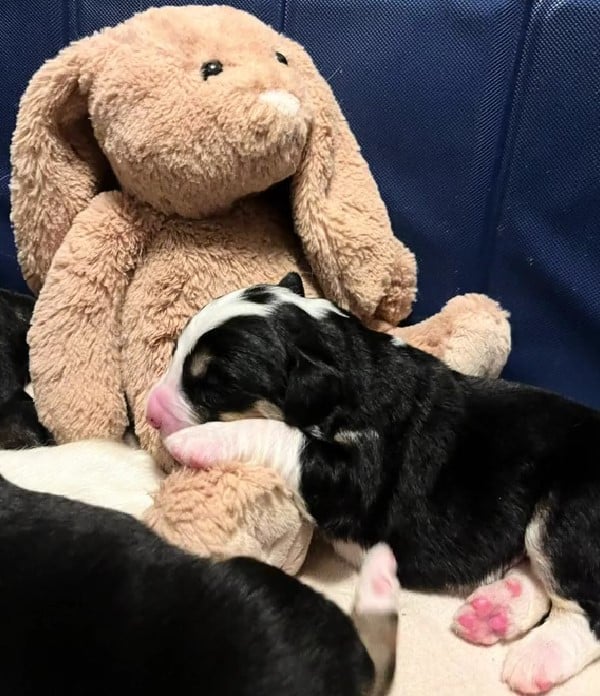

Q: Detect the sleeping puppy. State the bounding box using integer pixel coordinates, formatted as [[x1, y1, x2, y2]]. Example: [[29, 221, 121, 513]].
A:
[[147, 273, 600, 695], [0, 288, 52, 448], [0, 477, 399, 696]]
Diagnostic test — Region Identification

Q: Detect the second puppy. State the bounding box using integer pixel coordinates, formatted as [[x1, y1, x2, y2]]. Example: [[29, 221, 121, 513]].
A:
[[0, 288, 52, 448], [0, 477, 399, 696]]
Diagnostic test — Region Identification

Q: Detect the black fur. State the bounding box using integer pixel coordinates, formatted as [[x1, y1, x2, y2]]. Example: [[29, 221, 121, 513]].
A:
[[279, 271, 306, 296], [0, 289, 53, 448], [0, 478, 373, 696], [180, 280, 600, 637], [0, 391, 53, 449], [0, 288, 34, 402]]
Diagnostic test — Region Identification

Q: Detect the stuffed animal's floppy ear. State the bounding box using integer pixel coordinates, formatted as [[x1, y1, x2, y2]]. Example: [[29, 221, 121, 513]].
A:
[[10, 38, 112, 293], [278, 272, 305, 297], [285, 42, 417, 327]]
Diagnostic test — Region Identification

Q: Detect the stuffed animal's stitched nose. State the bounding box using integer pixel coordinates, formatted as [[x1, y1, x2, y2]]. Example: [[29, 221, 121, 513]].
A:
[[146, 385, 186, 437], [258, 89, 300, 116]]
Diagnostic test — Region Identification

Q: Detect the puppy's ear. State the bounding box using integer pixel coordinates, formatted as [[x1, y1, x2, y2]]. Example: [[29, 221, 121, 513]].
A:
[[278, 272, 305, 297], [284, 345, 342, 426]]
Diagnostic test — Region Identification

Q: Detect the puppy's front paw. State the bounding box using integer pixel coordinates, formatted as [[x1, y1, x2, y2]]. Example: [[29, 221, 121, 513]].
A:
[[163, 426, 225, 469]]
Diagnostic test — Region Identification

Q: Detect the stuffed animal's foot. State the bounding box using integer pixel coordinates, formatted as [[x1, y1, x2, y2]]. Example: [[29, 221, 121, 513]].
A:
[[452, 566, 550, 646], [502, 609, 600, 694], [393, 293, 511, 378]]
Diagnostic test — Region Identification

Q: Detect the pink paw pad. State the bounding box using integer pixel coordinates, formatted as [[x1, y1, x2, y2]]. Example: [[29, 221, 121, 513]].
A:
[[452, 578, 526, 646], [372, 575, 394, 597], [505, 577, 523, 598]]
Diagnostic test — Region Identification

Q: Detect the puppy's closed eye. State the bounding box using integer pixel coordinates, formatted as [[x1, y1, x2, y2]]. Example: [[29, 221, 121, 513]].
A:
[[284, 347, 344, 426]]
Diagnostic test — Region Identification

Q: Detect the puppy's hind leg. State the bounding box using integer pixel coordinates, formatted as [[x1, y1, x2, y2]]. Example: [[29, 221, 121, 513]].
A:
[[352, 544, 400, 696], [452, 562, 550, 646], [502, 503, 600, 694]]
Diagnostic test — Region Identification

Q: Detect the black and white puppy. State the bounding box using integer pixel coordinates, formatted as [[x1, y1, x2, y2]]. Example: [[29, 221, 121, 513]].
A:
[[147, 273, 600, 695], [0, 476, 398, 696], [0, 288, 52, 448]]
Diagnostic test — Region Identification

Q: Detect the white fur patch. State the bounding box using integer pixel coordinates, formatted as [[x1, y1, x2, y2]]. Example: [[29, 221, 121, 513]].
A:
[[164, 289, 271, 390], [0, 441, 164, 519], [525, 506, 556, 594], [354, 543, 400, 615], [391, 336, 406, 347], [164, 419, 305, 491], [164, 285, 346, 391], [272, 285, 347, 321], [502, 606, 600, 693]]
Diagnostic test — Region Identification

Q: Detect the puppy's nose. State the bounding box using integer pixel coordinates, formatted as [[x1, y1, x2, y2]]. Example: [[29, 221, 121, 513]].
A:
[[258, 89, 300, 116], [146, 385, 185, 437]]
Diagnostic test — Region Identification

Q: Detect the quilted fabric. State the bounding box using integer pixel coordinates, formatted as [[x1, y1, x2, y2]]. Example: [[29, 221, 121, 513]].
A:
[[1, 0, 599, 405]]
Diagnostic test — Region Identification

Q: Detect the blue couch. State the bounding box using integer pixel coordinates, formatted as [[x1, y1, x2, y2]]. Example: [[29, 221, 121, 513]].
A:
[[2, 1, 599, 406]]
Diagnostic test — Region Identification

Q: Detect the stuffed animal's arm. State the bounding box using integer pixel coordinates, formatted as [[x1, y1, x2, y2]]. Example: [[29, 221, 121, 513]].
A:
[[28, 192, 147, 443]]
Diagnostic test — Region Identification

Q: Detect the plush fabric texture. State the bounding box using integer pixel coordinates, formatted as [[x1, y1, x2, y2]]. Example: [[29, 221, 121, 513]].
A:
[[144, 466, 313, 575], [10, 5, 510, 571]]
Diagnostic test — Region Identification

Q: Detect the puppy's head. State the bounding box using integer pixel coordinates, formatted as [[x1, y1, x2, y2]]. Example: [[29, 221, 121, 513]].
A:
[[146, 273, 347, 437]]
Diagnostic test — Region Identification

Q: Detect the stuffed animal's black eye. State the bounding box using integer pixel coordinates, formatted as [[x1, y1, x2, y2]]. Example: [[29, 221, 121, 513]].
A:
[[275, 52, 288, 65], [201, 60, 223, 80]]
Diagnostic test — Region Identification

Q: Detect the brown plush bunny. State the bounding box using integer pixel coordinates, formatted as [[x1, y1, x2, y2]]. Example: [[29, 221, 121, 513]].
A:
[[10, 5, 510, 572]]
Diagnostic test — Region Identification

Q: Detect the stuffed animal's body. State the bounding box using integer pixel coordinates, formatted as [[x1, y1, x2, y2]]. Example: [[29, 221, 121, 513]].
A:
[[10, 5, 511, 571]]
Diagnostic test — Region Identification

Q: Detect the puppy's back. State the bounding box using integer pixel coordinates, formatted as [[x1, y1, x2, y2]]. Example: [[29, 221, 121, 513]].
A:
[[0, 479, 375, 696]]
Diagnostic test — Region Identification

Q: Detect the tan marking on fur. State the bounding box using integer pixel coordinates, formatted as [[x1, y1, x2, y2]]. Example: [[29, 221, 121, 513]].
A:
[[333, 539, 367, 568], [219, 400, 284, 422], [189, 350, 211, 378], [334, 428, 379, 446]]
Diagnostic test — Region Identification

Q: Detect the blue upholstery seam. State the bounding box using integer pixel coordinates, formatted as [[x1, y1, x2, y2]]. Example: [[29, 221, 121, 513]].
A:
[[480, 0, 540, 297], [280, 0, 289, 33]]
